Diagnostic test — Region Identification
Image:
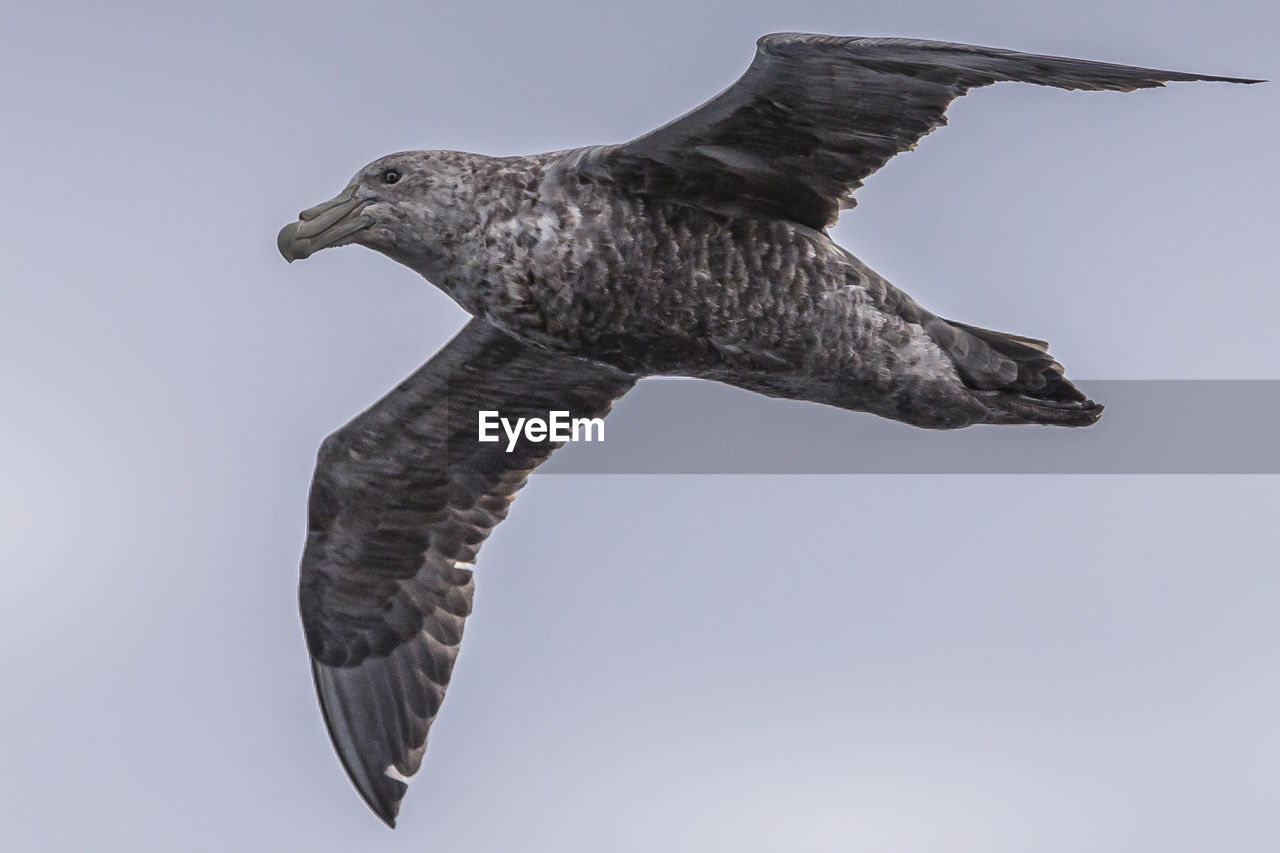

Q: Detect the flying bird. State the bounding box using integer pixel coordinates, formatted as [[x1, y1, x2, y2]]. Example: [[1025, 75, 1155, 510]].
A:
[[277, 33, 1258, 826]]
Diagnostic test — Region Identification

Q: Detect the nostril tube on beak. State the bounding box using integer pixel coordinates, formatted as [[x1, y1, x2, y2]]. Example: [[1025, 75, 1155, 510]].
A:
[[299, 185, 357, 221]]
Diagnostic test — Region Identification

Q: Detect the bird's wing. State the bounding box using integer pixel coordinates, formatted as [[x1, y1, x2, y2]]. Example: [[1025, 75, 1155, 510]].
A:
[[299, 318, 635, 826], [598, 33, 1259, 229]]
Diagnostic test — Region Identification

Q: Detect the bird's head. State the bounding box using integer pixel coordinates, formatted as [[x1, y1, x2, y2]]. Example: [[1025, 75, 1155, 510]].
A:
[[277, 151, 474, 275]]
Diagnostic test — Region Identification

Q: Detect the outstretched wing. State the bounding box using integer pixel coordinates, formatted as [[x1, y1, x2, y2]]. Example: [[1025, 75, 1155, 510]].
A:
[[299, 319, 635, 826], [599, 33, 1259, 229]]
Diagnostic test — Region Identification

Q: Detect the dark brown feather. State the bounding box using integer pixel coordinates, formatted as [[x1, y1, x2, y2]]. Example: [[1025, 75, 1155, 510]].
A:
[[604, 34, 1260, 229], [299, 319, 634, 825]]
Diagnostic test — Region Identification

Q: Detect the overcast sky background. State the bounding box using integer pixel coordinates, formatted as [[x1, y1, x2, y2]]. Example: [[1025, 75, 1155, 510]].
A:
[[2, 1, 1277, 850]]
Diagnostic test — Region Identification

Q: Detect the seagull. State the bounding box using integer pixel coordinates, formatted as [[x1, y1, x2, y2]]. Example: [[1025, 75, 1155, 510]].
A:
[[277, 33, 1258, 826]]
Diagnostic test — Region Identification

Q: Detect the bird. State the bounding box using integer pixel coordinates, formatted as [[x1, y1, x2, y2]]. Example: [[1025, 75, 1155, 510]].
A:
[[276, 33, 1259, 826]]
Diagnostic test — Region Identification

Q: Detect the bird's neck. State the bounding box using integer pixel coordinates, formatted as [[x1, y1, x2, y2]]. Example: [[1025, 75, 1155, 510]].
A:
[[409, 154, 556, 321]]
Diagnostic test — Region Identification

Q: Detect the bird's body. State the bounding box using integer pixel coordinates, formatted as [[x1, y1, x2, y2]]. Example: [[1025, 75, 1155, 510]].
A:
[[367, 148, 1089, 428], [276, 33, 1259, 826]]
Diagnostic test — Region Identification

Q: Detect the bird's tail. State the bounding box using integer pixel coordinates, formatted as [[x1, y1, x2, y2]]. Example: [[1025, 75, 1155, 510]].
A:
[[927, 318, 1103, 426]]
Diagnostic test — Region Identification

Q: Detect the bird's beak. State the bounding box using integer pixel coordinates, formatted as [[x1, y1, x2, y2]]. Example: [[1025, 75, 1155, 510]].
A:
[[277, 186, 373, 262]]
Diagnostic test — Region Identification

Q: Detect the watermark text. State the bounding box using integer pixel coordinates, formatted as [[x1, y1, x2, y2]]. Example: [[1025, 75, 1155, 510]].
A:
[[478, 410, 605, 452]]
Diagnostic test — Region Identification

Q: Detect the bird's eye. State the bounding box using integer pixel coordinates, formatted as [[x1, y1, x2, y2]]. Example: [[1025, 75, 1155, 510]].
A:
[[381, 169, 401, 185]]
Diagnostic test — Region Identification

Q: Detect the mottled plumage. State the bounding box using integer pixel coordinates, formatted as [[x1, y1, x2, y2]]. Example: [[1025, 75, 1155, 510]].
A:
[[276, 33, 1258, 825], [301, 320, 633, 816]]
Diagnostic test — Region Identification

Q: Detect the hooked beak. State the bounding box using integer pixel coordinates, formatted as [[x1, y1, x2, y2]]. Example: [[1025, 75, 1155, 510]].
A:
[[277, 186, 373, 262]]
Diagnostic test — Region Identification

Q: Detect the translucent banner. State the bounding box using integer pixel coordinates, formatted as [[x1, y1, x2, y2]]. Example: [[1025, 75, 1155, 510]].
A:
[[538, 380, 1280, 474]]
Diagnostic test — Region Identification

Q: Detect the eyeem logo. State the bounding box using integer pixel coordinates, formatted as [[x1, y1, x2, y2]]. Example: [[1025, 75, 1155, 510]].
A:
[[478, 411, 606, 452]]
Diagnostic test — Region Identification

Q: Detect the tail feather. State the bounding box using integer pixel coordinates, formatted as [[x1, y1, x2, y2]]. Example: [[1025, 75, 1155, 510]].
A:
[[927, 317, 1102, 426]]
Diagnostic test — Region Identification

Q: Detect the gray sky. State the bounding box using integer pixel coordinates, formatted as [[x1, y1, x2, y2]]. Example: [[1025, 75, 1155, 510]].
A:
[[1, 1, 1277, 850]]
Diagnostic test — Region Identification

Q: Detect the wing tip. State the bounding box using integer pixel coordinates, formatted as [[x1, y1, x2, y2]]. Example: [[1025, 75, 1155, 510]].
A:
[[1171, 73, 1266, 86], [310, 658, 411, 829], [754, 32, 1266, 87], [352, 757, 405, 829], [366, 791, 401, 830]]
